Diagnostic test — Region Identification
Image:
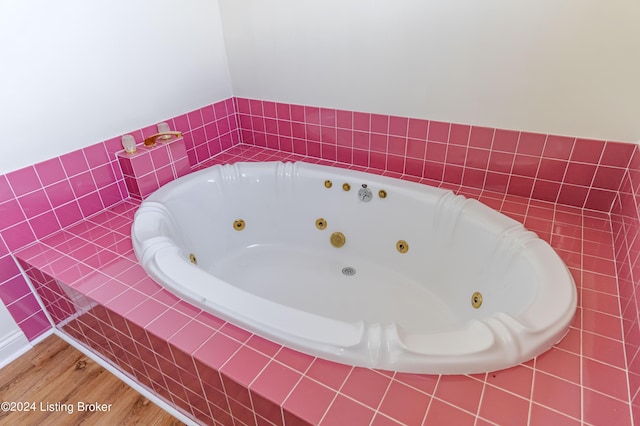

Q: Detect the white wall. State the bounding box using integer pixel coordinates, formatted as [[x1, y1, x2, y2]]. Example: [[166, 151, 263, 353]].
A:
[[0, 0, 233, 174], [0, 299, 21, 341], [219, 0, 640, 143], [0, 299, 29, 369]]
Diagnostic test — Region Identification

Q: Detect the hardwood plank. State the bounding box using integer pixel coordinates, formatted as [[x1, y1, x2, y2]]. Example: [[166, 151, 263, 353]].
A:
[[0, 335, 185, 425]]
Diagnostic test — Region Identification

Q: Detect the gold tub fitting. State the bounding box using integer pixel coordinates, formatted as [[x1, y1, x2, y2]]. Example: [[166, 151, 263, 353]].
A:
[[315, 218, 327, 230], [342, 183, 351, 191], [471, 291, 483, 309], [189, 253, 197, 265], [233, 219, 246, 231], [379, 190, 387, 199], [396, 240, 409, 254], [330, 232, 346, 248], [143, 131, 182, 147], [324, 180, 333, 188]]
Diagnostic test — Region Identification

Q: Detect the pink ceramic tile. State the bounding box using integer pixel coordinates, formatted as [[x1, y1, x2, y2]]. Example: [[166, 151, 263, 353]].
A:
[[251, 360, 301, 407], [582, 290, 621, 315], [585, 188, 617, 211], [0, 176, 13, 204], [136, 174, 159, 198], [7, 293, 43, 323], [6, 166, 41, 197], [516, 132, 546, 156], [320, 394, 375, 426], [427, 121, 449, 143], [274, 347, 314, 374], [121, 298, 166, 329], [18, 310, 51, 340], [424, 399, 475, 426], [91, 164, 116, 188], [340, 368, 391, 409], [370, 413, 403, 426], [221, 346, 270, 387], [388, 116, 408, 137], [0, 199, 27, 230], [433, 375, 483, 414], [543, 135, 575, 160], [468, 126, 494, 150], [330, 111, 351, 132], [492, 129, 519, 152], [405, 138, 426, 160], [394, 374, 438, 395], [582, 306, 622, 340], [3, 221, 36, 251], [486, 364, 533, 399], [187, 109, 204, 129], [219, 322, 251, 343], [306, 358, 352, 391], [593, 166, 626, 190], [582, 357, 629, 400], [200, 105, 216, 124], [448, 124, 470, 146], [193, 333, 240, 368], [146, 309, 189, 340], [378, 380, 430, 426], [130, 153, 154, 176], [530, 403, 580, 425], [283, 377, 336, 425], [600, 141, 635, 168], [216, 100, 230, 119], [404, 158, 425, 177], [532, 371, 581, 419], [537, 158, 568, 182], [234, 97, 249, 115], [0, 275, 33, 305], [70, 171, 98, 198], [583, 388, 632, 426], [350, 112, 369, 132], [535, 348, 580, 384], [286, 105, 304, 124], [77, 192, 104, 217], [564, 162, 597, 186], [557, 184, 589, 207], [582, 331, 626, 368], [245, 335, 281, 358], [60, 150, 90, 177], [83, 144, 110, 169], [466, 148, 490, 171], [46, 180, 75, 208], [0, 254, 20, 283], [570, 138, 606, 164], [478, 384, 530, 425], [104, 288, 148, 316], [34, 157, 66, 186], [487, 151, 515, 174], [406, 119, 427, 140]]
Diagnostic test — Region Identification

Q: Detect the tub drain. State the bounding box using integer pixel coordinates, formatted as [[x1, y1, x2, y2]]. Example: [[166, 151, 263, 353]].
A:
[[342, 266, 356, 276]]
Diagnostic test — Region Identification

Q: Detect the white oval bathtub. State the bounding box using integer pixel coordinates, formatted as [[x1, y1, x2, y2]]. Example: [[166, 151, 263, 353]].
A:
[[132, 161, 577, 374]]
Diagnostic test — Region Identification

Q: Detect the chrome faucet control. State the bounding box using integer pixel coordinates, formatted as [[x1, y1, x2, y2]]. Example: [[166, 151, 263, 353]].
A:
[[358, 184, 373, 202]]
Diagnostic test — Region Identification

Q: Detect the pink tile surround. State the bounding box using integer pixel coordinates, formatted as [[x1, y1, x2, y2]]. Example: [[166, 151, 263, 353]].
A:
[[612, 147, 640, 426], [234, 98, 634, 213], [0, 98, 240, 340], [12, 144, 638, 425], [1, 95, 640, 424], [117, 136, 191, 199]]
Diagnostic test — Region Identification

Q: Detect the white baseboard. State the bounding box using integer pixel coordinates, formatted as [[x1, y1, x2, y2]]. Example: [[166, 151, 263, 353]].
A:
[[0, 330, 31, 370], [0, 328, 54, 370]]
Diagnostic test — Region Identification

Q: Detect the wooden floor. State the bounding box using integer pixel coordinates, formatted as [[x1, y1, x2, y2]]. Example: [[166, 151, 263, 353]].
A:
[[0, 334, 185, 425]]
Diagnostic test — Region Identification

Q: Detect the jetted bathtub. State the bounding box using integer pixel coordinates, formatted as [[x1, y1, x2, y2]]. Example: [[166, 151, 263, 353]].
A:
[[132, 161, 577, 374]]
